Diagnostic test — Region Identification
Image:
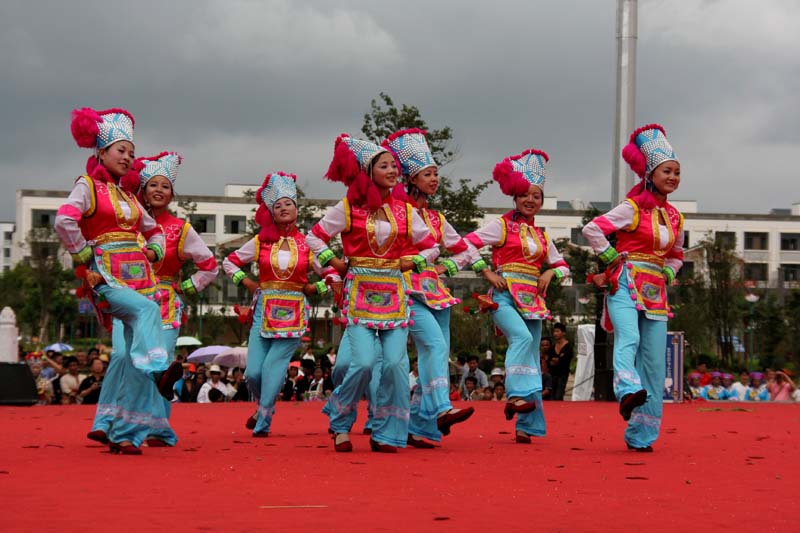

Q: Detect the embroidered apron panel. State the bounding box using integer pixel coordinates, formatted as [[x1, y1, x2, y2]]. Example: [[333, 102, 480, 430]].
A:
[[501, 272, 548, 319], [260, 290, 307, 338], [628, 263, 668, 318], [404, 267, 458, 310], [94, 242, 157, 295], [346, 270, 408, 327]]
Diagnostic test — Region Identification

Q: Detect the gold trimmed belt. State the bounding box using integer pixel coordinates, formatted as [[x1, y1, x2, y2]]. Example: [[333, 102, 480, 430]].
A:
[[92, 232, 139, 245], [260, 280, 305, 292], [349, 257, 401, 269], [499, 262, 541, 277], [158, 275, 178, 282], [625, 253, 665, 268]]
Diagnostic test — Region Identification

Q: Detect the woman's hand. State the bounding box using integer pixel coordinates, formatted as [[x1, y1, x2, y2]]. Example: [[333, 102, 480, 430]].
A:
[[303, 283, 317, 297], [399, 258, 414, 272], [434, 264, 448, 276], [328, 257, 348, 277], [241, 278, 259, 295], [537, 269, 555, 298], [145, 249, 157, 263], [590, 272, 608, 290], [482, 270, 507, 291]]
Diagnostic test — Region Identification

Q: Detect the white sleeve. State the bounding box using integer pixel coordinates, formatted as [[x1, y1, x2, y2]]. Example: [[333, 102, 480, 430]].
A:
[[306, 201, 347, 257], [545, 237, 570, 279], [581, 202, 636, 255], [223, 237, 258, 278], [182, 225, 219, 292], [54, 179, 92, 253], [409, 209, 440, 263]]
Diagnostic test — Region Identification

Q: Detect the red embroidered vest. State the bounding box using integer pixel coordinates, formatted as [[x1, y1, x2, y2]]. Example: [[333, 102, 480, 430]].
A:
[[256, 231, 313, 286], [492, 211, 550, 272], [341, 196, 413, 260], [616, 199, 684, 265], [154, 212, 190, 280], [78, 176, 143, 241]]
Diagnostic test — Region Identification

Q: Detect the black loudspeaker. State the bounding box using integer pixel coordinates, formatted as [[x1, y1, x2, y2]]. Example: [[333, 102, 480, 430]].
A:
[[0, 362, 38, 405]]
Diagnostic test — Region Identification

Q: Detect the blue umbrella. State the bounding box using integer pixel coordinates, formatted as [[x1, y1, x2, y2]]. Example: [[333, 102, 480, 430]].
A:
[[44, 342, 73, 353]]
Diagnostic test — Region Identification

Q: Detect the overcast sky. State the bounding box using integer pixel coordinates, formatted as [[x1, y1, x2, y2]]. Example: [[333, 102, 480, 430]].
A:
[[2, 0, 798, 222]]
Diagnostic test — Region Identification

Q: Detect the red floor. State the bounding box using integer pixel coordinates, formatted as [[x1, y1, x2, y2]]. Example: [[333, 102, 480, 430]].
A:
[[2, 401, 797, 532]]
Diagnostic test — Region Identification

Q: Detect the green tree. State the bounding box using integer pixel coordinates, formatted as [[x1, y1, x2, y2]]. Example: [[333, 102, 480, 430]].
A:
[[361, 92, 490, 233], [701, 234, 744, 367]]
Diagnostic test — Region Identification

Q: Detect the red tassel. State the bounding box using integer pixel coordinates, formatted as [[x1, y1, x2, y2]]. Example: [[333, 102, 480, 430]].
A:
[[492, 159, 531, 196], [326, 135, 362, 185], [70, 108, 101, 148], [622, 142, 647, 178]]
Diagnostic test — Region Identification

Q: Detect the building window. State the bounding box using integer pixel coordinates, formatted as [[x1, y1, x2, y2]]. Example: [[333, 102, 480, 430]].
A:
[[3, 231, 12, 243], [743, 263, 767, 281], [683, 231, 690, 248], [190, 214, 216, 234], [781, 264, 800, 281], [715, 231, 736, 249], [780, 233, 800, 251], [3, 248, 9, 258], [32, 209, 57, 228], [571, 227, 588, 246], [744, 232, 768, 250], [224, 216, 247, 235]]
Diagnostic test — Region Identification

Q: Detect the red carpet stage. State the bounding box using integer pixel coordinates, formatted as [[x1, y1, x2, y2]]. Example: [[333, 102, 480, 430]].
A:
[[2, 401, 796, 531]]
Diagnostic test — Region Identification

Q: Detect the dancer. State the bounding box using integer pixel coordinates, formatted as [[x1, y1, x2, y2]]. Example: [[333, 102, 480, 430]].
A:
[[582, 123, 684, 452], [223, 172, 333, 437], [306, 133, 439, 453], [461, 149, 570, 444], [383, 129, 476, 447], [137, 152, 219, 444], [55, 108, 181, 454]]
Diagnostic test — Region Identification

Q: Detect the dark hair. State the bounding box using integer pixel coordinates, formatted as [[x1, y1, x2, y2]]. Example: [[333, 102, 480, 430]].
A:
[[467, 355, 479, 363], [88, 348, 100, 356], [465, 376, 478, 385], [553, 323, 567, 333], [64, 356, 78, 366], [541, 336, 553, 344], [208, 388, 224, 402]]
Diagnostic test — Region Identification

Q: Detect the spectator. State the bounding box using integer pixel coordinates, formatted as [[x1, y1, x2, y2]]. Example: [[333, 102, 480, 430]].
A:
[[197, 365, 228, 403], [745, 372, 770, 401], [40, 350, 62, 381], [687, 372, 704, 399], [702, 372, 725, 400], [75, 351, 89, 373], [87, 347, 100, 362], [98, 353, 110, 371], [540, 336, 553, 360], [180, 365, 202, 403], [307, 367, 333, 401], [540, 356, 553, 401], [695, 360, 712, 386], [301, 346, 316, 363], [479, 348, 494, 375], [459, 355, 488, 399], [449, 382, 461, 402], [721, 373, 736, 400], [58, 356, 86, 404], [481, 387, 494, 401], [281, 364, 307, 401], [409, 359, 419, 390], [30, 363, 54, 405], [226, 367, 249, 402], [548, 323, 574, 401], [769, 370, 797, 401], [493, 382, 507, 401], [462, 376, 481, 401], [730, 371, 749, 401], [321, 346, 337, 374], [489, 367, 505, 387], [77, 358, 105, 405]]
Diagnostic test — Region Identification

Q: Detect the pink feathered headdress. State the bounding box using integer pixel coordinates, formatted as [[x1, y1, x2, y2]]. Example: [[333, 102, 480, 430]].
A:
[[70, 107, 135, 149], [326, 134, 384, 210], [255, 172, 298, 243], [492, 149, 550, 196]]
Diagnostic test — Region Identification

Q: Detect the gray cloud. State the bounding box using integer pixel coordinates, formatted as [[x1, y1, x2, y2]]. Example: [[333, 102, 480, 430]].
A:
[[1, 0, 798, 221]]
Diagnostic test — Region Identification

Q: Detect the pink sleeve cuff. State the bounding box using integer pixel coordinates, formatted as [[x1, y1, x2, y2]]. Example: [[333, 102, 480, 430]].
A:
[[593, 216, 617, 235], [447, 239, 468, 255], [195, 256, 218, 272], [57, 204, 82, 220], [226, 252, 245, 269], [465, 233, 484, 249], [311, 223, 331, 244]]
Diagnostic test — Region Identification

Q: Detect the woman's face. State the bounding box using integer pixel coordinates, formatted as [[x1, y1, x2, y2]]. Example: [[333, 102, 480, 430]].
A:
[[514, 185, 543, 219], [650, 160, 681, 196], [144, 175, 173, 209], [410, 166, 439, 196], [272, 197, 298, 225], [370, 152, 399, 192], [99, 141, 135, 178]]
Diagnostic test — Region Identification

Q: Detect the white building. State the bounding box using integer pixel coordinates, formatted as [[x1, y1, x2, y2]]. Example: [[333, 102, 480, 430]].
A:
[[12, 185, 800, 300]]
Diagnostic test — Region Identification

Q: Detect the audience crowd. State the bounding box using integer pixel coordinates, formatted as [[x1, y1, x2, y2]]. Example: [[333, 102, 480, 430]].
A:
[[19, 327, 799, 406]]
